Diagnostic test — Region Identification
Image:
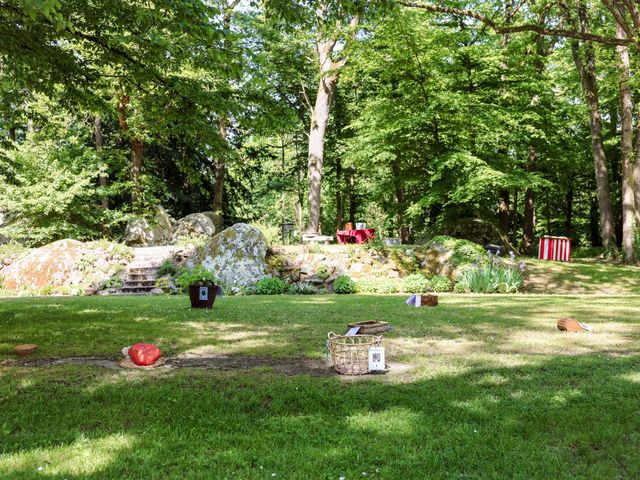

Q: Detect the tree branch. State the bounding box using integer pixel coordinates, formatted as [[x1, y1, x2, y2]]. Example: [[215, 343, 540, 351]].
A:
[[398, 1, 631, 46], [601, 0, 634, 39]]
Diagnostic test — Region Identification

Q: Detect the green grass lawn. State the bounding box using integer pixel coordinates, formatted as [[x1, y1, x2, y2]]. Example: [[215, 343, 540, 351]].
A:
[[524, 258, 640, 294], [2, 294, 640, 479]]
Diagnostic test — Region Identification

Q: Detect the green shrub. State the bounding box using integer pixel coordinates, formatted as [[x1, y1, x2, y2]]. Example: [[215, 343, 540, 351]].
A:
[[156, 259, 177, 277], [103, 277, 123, 289], [429, 275, 453, 292], [154, 276, 175, 293], [453, 281, 467, 293], [376, 278, 400, 294], [356, 277, 401, 294], [256, 277, 287, 295], [403, 273, 430, 293], [287, 282, 318, 295], [333, 275, 356, 294], [314, 264, 330, 280], [39, 284, 54, 296], [430, 235, 486, 267], [355, 278, 378, 293], [176, 265, 216, 292]]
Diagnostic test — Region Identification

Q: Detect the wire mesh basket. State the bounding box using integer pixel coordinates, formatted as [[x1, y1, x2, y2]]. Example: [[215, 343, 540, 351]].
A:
[[327, 332, 382, 375]]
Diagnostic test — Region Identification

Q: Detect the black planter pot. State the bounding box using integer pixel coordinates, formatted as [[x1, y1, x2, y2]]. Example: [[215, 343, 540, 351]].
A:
[[188, 285, 219, 309]]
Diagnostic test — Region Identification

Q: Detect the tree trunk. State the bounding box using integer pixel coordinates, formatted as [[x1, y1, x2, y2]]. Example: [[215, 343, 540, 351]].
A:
[[349, 166, 356, 225], [335, 158, 343, 231], [523, 148, 536, 254], [213, 117, 227, 233], [570, 9, 617, 251], [392, 158, 409, 243], [565, 185, 573, 238], [511, 189, 518, 246], [523, 188, 535, 254], [131, 139, 144, 207], [305, 8, 358, 234], [590, 193, 602, 246], [634, 103, 640, 227], [499, 190, 509, 235], [117, 94, 144, 209], [616, 11, 635, 262], [211, 2, 238, 233], [94, 115, 109, 209], [306, 72, 337, 234]]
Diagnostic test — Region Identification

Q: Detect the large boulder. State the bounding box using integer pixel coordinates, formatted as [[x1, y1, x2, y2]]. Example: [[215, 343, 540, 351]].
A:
[[172, 213, 216, 242], [1, 239, 132, 293], [123, 207, 174, 246], [200, 211, 223, 230], [195, 223, 268, 293]]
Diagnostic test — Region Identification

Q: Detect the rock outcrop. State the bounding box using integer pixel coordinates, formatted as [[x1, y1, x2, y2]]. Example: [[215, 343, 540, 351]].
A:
[[172, 212, 216, 242], [1, 239, 132, 294], [123, 207, 174, 246]]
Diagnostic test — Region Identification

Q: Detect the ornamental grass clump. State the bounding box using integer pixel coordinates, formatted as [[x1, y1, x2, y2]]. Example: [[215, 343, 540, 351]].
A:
[[456, 251, 525, 293]]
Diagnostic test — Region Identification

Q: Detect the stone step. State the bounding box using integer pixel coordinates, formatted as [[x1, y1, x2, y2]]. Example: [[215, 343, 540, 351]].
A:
[[126, 277, 156, 283], [122, 280, 156, 287], [119, 286, 157, 293], [111, 291, 151, 297], [127, 267, 158, 274]]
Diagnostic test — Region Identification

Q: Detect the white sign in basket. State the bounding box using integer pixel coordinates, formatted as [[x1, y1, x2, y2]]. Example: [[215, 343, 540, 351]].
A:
[[368, 346, 385, 371], [199, 286, 209, 301]]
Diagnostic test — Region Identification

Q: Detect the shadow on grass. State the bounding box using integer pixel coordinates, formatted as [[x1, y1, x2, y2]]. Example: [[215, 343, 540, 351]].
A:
[[3, 295, 640, 362], [2, 353, 640, 479]]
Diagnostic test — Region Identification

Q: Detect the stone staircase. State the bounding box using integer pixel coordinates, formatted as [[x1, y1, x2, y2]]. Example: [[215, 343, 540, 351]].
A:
[[116, 246, 176, 296]]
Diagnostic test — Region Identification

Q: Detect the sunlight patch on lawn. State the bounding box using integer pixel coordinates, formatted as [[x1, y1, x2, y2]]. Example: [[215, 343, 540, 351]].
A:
[[0, 433, 133, 476], [387, 337, 484, 356], [218, 330, 271, 341], [618, 372, 640, 383], [451, 394, 500, 415], [347, 407, 421, 435], [550, 389, 582, 406], [499, 329, 636, 356]]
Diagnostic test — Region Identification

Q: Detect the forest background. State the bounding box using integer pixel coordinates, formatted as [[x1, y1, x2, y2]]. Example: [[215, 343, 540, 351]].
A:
[[3, 0, 640, 261]]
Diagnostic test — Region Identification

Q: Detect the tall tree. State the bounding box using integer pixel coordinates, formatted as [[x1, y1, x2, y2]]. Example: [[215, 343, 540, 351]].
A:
[[566, 5, 617, 251], [304, 2, 359, 234]]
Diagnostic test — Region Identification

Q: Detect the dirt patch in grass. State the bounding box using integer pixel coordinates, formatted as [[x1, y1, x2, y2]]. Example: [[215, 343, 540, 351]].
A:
[[1, 354, 332, 376], [1, 354, 415, 379]]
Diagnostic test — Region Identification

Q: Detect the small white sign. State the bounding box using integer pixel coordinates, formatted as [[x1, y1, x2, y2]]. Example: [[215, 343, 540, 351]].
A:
[[368, 346, 385, 371], [199, 286, 208, 301], [356, 222, 366, 229], [415, 294, 422, 308]]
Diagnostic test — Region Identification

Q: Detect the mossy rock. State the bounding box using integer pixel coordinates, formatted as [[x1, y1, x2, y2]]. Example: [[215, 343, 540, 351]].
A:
[[197, 223, 268, 294]]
